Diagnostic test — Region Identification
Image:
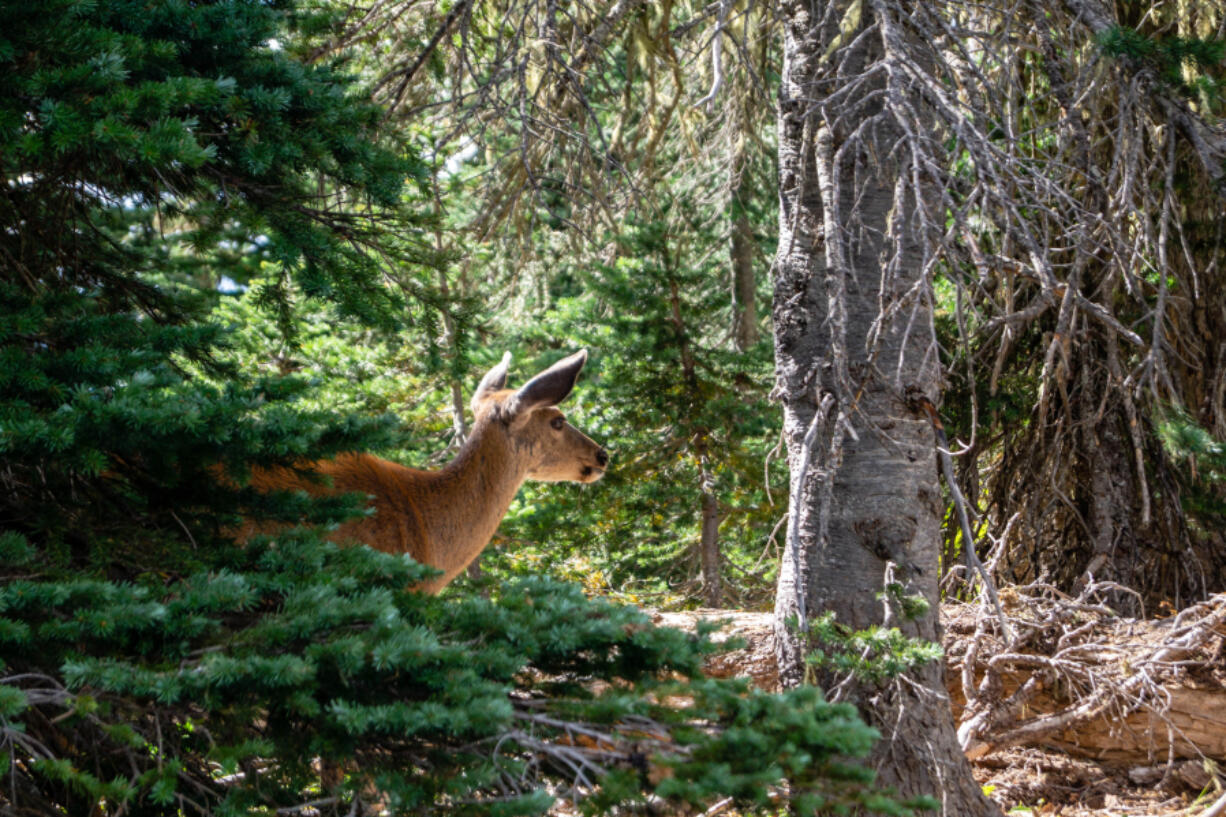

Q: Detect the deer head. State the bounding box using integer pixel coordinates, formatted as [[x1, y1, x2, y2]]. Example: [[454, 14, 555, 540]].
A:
[[470, 349, 609, 484]]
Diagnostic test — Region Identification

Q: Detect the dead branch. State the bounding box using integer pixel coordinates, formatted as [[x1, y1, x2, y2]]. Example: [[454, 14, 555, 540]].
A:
[[948, 587, 1226, 763]]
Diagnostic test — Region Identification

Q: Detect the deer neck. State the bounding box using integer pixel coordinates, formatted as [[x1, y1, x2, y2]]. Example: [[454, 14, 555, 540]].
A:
[[424, 419, 530, 581]]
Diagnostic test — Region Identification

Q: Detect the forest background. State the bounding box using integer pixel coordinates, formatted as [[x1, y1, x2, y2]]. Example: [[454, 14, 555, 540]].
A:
[[2, 0, 1225, 815]]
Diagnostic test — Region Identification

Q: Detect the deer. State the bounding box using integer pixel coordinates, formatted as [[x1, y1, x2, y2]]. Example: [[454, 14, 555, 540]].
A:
[[243, 349, 607, 593]]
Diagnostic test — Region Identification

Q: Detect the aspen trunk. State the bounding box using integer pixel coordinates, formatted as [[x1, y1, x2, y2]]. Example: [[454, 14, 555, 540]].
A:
[[770, 3, 996, 813]]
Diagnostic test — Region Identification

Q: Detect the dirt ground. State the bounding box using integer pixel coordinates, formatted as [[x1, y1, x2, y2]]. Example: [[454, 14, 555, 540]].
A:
[[972, 746, 1223, 816]]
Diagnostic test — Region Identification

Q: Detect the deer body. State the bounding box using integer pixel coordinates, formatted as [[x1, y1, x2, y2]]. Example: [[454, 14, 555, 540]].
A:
[[247, 350, 606, 593]]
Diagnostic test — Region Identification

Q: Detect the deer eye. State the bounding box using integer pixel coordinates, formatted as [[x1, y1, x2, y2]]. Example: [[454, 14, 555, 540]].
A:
[[550, 417, 565, 431]]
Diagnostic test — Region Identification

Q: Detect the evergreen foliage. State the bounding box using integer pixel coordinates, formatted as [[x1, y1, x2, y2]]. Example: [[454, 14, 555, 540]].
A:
[[0, 0, 428, 320], [802, 590, 944, 689], [1098, 25, 1225, 111], [1158, 409, 1226, 529], [2, 535, 906, 815], [0, 0, 418, 572]]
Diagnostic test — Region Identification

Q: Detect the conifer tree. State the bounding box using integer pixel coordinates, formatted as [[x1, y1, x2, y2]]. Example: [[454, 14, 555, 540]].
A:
[[480, 202, 781, 609]]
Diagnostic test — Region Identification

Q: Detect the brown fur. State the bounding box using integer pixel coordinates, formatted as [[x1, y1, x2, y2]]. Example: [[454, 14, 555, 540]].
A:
[[245, 351, 605, 593]]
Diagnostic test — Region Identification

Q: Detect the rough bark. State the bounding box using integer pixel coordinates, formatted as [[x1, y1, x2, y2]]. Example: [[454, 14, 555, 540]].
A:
[[770, 3, 996, 813], [730, 141, 759, 352]]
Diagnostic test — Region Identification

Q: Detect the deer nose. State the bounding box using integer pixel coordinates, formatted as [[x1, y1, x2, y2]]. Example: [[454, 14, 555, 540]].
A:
[[595, 448, 609, 467]]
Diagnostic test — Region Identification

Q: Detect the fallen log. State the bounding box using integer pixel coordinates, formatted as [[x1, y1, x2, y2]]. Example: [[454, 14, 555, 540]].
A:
[[946, 587, 1226, 766], [652, 588, 1226, 767]]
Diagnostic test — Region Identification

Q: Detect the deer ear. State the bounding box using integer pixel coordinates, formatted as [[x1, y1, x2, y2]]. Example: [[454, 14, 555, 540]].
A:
[[471, 351, 512, 413], [506, 349, 588, 417]]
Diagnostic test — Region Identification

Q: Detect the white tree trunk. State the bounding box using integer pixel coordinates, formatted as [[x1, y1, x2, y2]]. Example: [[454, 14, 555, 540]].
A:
[[771, 3, 997, 813]]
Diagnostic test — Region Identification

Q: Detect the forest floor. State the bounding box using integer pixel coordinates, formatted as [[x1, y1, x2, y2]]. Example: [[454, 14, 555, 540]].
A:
[[652, 600, 1226, 817], [970, 746, 1214, 816]]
